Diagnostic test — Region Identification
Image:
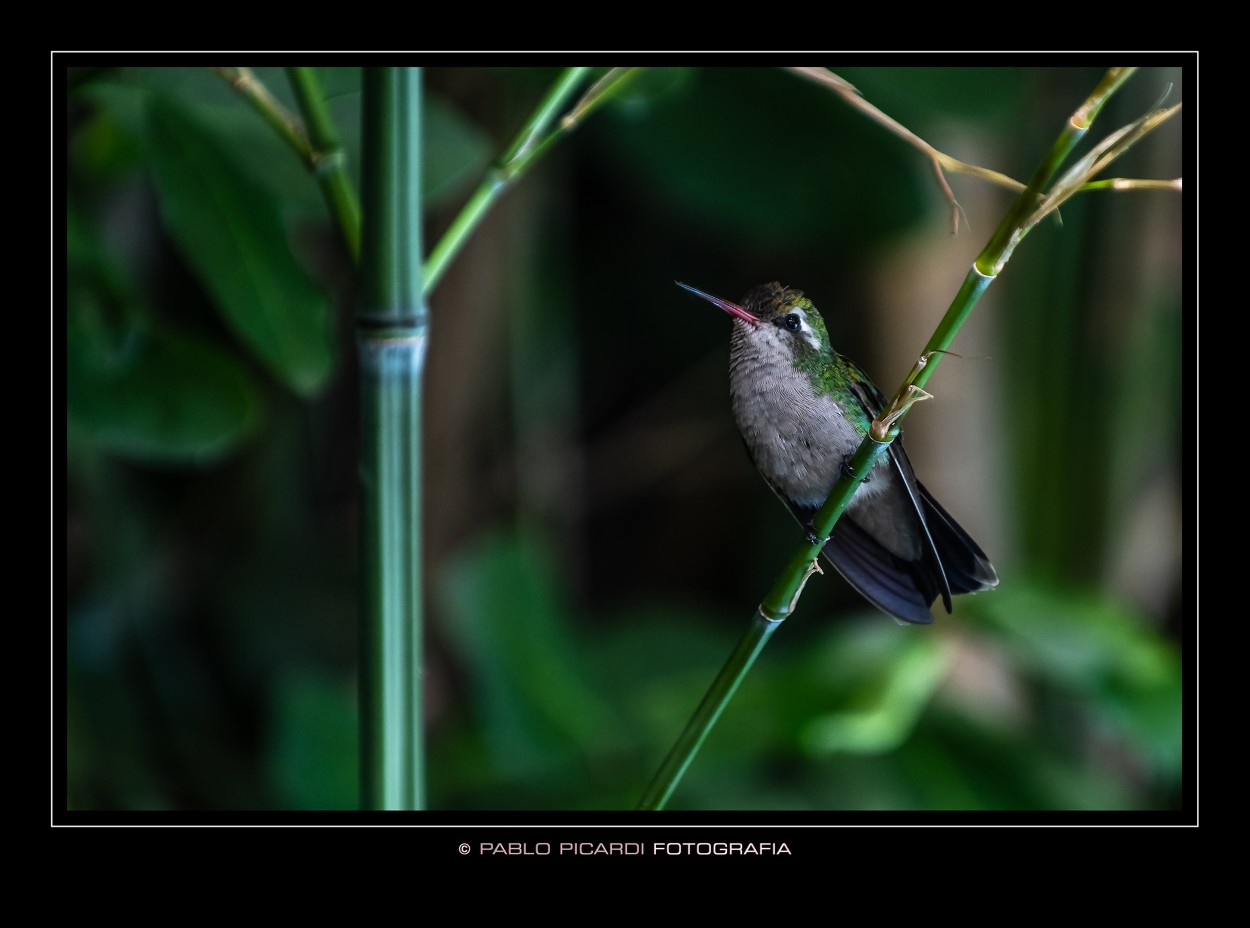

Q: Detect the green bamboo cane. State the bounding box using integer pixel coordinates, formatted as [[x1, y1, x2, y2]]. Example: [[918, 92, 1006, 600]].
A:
[[215, 65, 643, 808], [287, 67, 363, 263], [421, 66, 591, 292], [639, 66, 1178, 811], [358, 67, 425, 811], [214, 67, 310, 159], [423, 67, 643, 292], [215, 67, 362, 262]]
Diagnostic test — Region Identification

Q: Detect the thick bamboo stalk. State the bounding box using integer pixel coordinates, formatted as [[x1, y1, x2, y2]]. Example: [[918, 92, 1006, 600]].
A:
[[358, 67, 426, 811]]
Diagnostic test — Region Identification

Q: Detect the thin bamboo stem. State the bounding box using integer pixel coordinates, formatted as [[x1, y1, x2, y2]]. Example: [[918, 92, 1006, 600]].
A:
[[423, 67, 593, 292], [287, 67, 363, 262], [637, 614, 781, 810], [215, 67, 312, 163], [215, 67, 363, 263]]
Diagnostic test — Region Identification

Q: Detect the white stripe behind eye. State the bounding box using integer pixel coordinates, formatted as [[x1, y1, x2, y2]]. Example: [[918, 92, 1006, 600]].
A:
[[788, 307, 821, 352]]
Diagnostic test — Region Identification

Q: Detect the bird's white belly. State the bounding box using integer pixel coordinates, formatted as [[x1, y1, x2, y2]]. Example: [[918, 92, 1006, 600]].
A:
[[730, 373, 892, 509]]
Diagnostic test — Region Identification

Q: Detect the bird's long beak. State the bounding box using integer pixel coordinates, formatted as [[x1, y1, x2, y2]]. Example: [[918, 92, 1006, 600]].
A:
[[675, 281, 759, 325]]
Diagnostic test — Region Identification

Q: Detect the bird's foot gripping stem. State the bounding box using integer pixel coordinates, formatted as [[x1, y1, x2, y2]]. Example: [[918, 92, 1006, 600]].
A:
[[840, 458, 871, 485], [804, 522, 830, 547]]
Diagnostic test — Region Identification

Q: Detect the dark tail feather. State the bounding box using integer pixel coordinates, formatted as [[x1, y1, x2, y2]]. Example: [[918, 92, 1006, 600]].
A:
[[917, 482, 998, 595], [775, 470, 996, 626]]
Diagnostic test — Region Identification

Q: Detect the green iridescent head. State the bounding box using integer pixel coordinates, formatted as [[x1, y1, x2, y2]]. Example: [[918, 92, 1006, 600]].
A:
[[735, 282, 832, 358]]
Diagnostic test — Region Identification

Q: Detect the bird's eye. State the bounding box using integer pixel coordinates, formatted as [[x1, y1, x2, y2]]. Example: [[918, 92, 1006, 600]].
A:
[[783, 313, 802, 332]]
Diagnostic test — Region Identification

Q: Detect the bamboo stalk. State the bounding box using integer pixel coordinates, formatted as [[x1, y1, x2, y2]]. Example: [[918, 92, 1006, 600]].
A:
[[358, 67, 426, 811]]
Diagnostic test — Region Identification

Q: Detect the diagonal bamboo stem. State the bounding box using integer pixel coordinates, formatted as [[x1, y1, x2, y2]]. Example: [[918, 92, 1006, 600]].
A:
[[640, 66, 1178, 810], [214, 66, 363, 263], [422, 67, 593, 292], [287, 67, 362, 262]]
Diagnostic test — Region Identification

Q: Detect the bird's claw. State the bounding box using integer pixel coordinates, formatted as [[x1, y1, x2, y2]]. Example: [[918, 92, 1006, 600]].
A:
[[841, 458, 870, 484], [804, 523, 829, 547]]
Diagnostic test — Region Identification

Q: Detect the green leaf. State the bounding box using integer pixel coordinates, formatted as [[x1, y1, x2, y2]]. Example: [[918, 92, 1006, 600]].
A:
[[980, 583, 1182, 780], [596, 67, 924, 252], [799, 627, 951, 755], [66, 316, 262, 463], [439, 529, 618, 775], [144, 95, 334, 395], [268, 669, 358, 810]]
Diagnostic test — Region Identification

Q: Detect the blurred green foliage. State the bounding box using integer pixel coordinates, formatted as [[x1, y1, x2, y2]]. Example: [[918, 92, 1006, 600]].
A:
[[64, 65, 1185, 812]]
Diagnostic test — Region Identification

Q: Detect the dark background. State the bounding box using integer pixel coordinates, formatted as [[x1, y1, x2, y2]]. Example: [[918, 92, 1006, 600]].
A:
[[64, 64, 1185, 812]]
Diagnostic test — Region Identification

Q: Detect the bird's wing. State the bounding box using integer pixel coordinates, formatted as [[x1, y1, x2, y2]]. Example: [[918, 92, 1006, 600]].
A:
[[844, 375, 954, 615], [744, 364, 996, 624], [774, 492, 939, 626]]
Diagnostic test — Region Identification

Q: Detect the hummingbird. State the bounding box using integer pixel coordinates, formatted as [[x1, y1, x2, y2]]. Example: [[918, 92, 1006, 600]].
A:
[[678, 280, 997, 625]]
